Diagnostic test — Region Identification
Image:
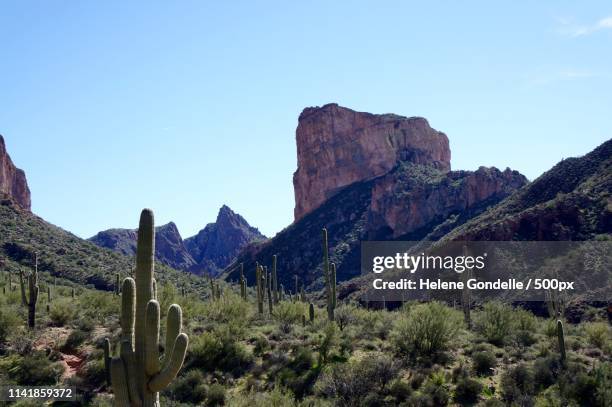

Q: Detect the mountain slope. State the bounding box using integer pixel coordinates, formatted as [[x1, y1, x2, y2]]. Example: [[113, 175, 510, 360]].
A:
[[0, 199, 206, 292], [442, 138, 612, 241], [224, 164, 526, 292], [0, 135, 30, 211]]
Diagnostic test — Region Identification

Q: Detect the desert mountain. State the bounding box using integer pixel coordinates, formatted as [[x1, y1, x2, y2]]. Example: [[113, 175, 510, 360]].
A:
[[90, 205, 265, 275], [224, 104, 527, 291]]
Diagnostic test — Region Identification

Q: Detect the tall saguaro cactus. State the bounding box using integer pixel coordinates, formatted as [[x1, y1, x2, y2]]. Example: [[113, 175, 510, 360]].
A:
[[255, 263, 264, 315], [557, 320, 566, 365], [25, 255, 40, 328], [110, 209, 188, 407], [322, 228, 335, 321], [272, 255, 278, 304]]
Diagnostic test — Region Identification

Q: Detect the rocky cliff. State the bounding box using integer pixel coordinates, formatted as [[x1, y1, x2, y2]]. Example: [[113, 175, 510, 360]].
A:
[[185, 205, 266, 275], [293, 104, 451, 220], [0, 135, 31, 211]]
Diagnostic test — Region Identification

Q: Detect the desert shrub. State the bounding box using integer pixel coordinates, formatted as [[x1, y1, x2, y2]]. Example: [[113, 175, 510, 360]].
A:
[[500, 363, 534, 403], [334, 304, 358, 331], [475, 302, 516, 346], [188, 328, 253, 374], [354, 308, 394, 340], [166, 369, 207, 404], [206, 384, 226, 406], [81, 356, 107, 389], [361, 353, 400, 391], [252, 333, 270, 356], [49, 299, 76, 326], [226, 386, 303, 407], [533, 355, 562, 390], [472, 350, 497, 376], [514, 308, 538, 331], [454, 377, 482, 403], [316, 323, 339, 365], [584, 322, 610, 349], [0, 352, 62, 385], [389, 379, 412, 402], [421, 372, 450, 406], [77, 291, 118, 324], [61, 329, 88, 352], [273, 301, 306, 333], [391, 302, 463, 356], [202, 292, 253, 329], [0, 305, 20, 343]]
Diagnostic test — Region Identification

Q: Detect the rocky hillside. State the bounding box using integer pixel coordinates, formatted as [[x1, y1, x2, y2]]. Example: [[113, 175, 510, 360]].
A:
[[224, 104, 527, 291], [90, 205, 265, 276], [441, 137, 612, 241], [0, 199, 206, 293], [185, 205, 266, 276], [0, 135, 30, 211]]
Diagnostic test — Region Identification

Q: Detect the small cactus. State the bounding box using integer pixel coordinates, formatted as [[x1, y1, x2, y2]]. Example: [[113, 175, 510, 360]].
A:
[[109, 209, 188, 407], [19, 269, 27, 306], [115, 273, 121, 295], [103, 338, 112, 386], [309, 303, 315, 322], [294, 275, 299, 303], [47, 285, 51, 312], [557, 320, 566, 365]]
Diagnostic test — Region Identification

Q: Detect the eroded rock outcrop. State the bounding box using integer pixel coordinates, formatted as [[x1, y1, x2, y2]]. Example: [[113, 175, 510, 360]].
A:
[[0, 135, 31, 211], [293, 104, 451, 221]]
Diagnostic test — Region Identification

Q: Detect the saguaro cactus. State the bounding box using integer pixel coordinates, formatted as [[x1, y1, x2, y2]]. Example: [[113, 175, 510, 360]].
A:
[[115, 273, 121, 295], [110, 209, 188, 407], [26, 256, 39, 328], [330, 263, 337, 309], [267, 271, 273, 315], [322, 228, 335, 321], [256, 264, 264, 315], [103, 338, 112, 386], [272, 255, 279, 304], [309, 302, 315, 323], [19, 269, 27, 306], [557, 320, 566, 365]]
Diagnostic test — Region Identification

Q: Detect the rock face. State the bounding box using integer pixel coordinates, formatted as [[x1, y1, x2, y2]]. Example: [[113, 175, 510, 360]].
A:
[[89, 222, 195, 270], [185, 205, 266, 275], [368, 164, 528, 239], [293, 104, 451, 221], [0, 135, 31, 211]]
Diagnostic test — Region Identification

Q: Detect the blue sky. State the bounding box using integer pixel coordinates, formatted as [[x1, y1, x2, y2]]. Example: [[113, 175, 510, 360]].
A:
[[1, 1, 611, 239]]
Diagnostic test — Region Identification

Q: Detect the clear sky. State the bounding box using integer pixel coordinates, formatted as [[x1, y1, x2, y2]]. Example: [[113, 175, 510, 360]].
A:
[[1, 1, 611, 239]]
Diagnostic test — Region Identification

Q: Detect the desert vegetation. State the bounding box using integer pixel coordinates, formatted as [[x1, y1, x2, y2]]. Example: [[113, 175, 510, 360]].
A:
[[0, 213, 610, 406]]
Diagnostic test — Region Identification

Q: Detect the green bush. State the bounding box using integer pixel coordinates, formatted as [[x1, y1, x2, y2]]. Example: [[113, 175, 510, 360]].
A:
[[206, 384, 226, 406], [500, 363, 534, 403], [166, 369, 208, 404], [0, 352, 62, 385], [475, 302, 516, 346], [472, 350, 497, 376], [391, 302, 463, 356], [334, 304, 358, 331], [584, 322, 610, 349], [273, 301, 306, 333], [454, 377, 482, 403], [188, 328, 253, 374], [0, 305, 20, 343], [49, 299, 76, 326]]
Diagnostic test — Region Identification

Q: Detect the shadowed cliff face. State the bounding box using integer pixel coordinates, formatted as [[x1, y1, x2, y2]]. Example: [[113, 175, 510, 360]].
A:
[[0, 135, 31, 211], [293, 104, 451, 221], [184, 205, 266, 276]]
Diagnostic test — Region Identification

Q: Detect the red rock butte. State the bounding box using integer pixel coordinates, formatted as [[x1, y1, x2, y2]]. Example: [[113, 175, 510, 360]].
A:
[[0, 135, 31, 211], [292, 103, 451, 221]]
